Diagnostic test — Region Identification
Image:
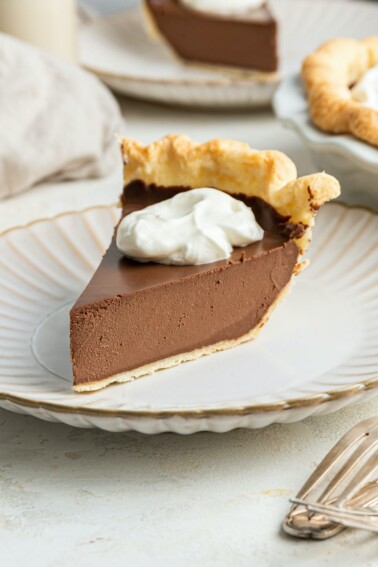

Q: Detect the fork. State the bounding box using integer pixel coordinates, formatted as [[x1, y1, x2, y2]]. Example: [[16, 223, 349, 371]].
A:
[[283, 417, 378, 539]]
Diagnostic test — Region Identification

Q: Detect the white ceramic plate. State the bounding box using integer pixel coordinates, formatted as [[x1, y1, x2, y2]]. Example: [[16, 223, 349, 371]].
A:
[[79, 0, 378, 108], [273, 74, 378, 209], [0, 203, 377, 433]]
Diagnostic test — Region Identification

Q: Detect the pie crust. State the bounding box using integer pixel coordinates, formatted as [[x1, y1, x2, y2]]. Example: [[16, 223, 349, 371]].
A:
[[302, 37, 378, 147], [120, 134, 340, 254]]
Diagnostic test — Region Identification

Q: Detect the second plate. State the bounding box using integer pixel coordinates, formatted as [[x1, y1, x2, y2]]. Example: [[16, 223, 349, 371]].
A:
[[79, 0, 378, 108]]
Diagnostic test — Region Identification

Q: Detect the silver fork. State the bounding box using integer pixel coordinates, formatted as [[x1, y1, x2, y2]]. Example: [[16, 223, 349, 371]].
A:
[[283, 417, 378, 539]]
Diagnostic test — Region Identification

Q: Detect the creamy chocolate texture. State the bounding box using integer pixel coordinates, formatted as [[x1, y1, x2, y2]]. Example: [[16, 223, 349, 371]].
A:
[[70, 182, 299, 388], [145, 0, 278, 72]]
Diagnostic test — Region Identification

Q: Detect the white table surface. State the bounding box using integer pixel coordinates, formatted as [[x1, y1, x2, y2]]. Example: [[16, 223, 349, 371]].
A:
[[2, 97, 378, 567]]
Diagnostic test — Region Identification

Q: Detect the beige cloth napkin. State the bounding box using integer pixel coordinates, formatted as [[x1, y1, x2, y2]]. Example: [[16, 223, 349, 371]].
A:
[[0, 33, 123, 199]]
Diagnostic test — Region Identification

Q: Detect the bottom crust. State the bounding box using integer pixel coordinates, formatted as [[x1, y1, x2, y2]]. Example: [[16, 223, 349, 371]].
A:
[[73, 273, 297, 393]]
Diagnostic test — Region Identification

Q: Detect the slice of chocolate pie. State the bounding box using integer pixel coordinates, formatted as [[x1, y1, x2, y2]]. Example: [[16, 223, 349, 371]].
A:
[[143, 0, 278, 73], [70, 135, 339, 392]]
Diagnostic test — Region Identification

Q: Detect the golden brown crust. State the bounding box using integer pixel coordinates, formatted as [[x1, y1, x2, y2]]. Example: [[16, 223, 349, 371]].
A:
[[302, 37, 378, 147], [120, 134, 340, 253]]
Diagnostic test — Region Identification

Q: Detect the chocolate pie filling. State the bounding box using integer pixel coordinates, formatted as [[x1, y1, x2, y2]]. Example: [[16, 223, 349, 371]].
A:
[[70, 182, 299, 388], [145, 0, 278, 72]]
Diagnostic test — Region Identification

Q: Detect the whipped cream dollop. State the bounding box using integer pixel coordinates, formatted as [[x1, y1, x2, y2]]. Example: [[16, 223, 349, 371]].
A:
[[116, 188, 264, 266], [351, 65, 378, 111], [180, 0, 264, 17]]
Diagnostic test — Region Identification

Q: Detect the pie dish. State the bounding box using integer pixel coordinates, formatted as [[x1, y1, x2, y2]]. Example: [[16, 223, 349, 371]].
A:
[[142, 0, 278, 74], [302, 37, 378, 147], [69, 135, 339, 392]]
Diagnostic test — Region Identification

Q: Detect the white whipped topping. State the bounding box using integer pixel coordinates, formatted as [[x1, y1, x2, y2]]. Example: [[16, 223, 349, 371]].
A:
[[180, 0, 264, 17], [351, 65, 378, 111], [116, 188, 264, 266]]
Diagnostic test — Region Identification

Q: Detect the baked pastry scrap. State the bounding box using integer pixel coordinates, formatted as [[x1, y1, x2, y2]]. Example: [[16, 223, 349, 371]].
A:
[[302, 37, 378, 147], [70, 135, 340, 392], [142, 0, 278, 74]]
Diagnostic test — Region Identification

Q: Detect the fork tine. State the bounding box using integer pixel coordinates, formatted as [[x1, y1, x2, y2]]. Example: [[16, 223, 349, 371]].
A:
[[318, 425, 378, 503], [336, 452, 378, 505], [297, 418, 378, 500], [346, 480, 378, 509], [291, 498, 378, 517]]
